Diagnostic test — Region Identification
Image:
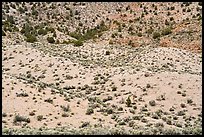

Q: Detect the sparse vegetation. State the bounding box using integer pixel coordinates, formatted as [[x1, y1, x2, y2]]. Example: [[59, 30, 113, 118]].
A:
[[2, 2, 202, 135]]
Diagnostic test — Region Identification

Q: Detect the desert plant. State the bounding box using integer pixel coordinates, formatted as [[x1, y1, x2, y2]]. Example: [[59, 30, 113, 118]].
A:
[[47, 37, 55, 43], [29, 111, 35, 116], [106, 108, 113, 114], [62, 113, 69, 117], [182, 93, 186, 97], [109, 40, 113, 45], [80, 121, 90, 128], [2, 112, 7, 117], [16, 92, 29, 97], [26, 34, 37, 43], [37, 115, 43, 121], [153, 32, 160, 39], [73, 40, 83, 46], [61, 105, 70, 112], [2, 30, 6, 36], [146, 28, 153, 34], [105, 50, 110, 55], [86, 107, 94, 115], [126, 96, 131, 107], [149, 100, 156, 106], [161, 27, 172, 36], [44, 98, 53, 104], [13, 115, 30, 123], [112, 86, 117, 91], [180, 103, 186, 108], [177, 91, 182, 94], [187, 98, 193, 104], [118, 107, 123, 111], [38, 28, 47, 35], [177, 110, 185, 116]]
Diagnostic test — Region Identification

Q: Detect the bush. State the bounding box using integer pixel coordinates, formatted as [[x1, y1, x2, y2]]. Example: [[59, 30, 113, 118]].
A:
[[126, 96, 131, 107], [13, 115, 30, 123], [152, 32, 160, 39], [62, 113, 69, 117], [198, 2, 202, 6], [109, 40, 113, 45], [38, 28, 47, 35], [7, 15, 15, 24], [44, 98, 53, 104], [106, 108, 113, 114], [37, 115, 43, 121], [177, 110, 185, 116], [187, 98, 193, 104], [25, 34, 37, 43], [73, 40, 83, 46], [2, 30, 6, 36], [112, 86, 117, 91], [146, 28, 153, 34], [149, 100, 156, 106], [105, 50, 110, 55], [86, 107, 94, 115], [2, 112, 7, 117], [61, 105, 70, 112], [47, 37, 55, 43], [138, 32, 142, 37]]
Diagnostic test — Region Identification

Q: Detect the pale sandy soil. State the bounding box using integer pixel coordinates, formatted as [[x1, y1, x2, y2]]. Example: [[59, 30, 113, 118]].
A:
[[2, 41, 202, 132]]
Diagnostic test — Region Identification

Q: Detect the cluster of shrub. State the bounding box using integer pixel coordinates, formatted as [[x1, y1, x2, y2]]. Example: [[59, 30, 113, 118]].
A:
[[69, 21, 108, 46]]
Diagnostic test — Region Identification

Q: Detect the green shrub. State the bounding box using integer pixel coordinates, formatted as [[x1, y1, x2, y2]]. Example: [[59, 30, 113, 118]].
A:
[[2, 112, 7, 117], [37, 115, 43, 121], [149, 100, 156, 106], [32, 10, 38, 16], [47, 37, 55, 43], [152, 32, 160, 39], [198, 2, 202, 6], [138, 32, 142, 37], [105, 50, 110, 55], [109, 40, 113, 45], [26, 34, 37, 43], [44, 98, 53, 104], [146, 28, 153, 34], [62, 113, 69, 117], [2, 30, 6, 36], [38, 28, 47, 35], [126, 96, 131, 107], [177, 110, 185, 116], [187, 98, 193, 104], [61, 105, 70, 112], [80, 121, 90, 128], [106, 108, 113, 114], [86, 107, 94, 115], [13, 115, 30, 123], [73, 40, 83, 46], [112, 86, 117, 91], [7, 15, 15, 24], [45, 27, 55, 33]]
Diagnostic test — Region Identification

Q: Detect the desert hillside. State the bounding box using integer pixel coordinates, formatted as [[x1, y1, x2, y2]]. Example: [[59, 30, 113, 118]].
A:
[[2, 2, 202, 135]]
